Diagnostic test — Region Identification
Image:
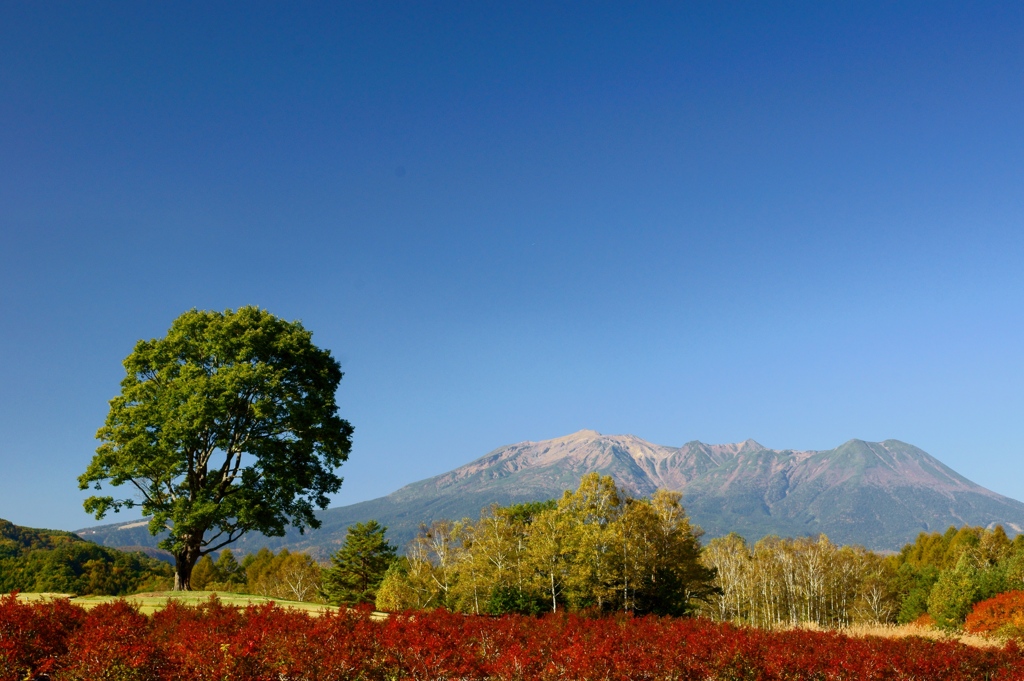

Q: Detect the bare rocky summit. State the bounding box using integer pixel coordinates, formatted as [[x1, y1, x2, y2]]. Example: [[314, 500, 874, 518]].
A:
[[79, 430, 1024, 555]]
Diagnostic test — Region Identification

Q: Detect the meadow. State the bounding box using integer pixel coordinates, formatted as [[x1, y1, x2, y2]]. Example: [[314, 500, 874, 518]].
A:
[[12, 591, 341, 615]]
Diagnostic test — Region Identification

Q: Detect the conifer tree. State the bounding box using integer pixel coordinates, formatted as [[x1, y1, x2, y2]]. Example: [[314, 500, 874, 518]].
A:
[[190, 555, 218, 590], [324, 520, 397, 605], [215, 549, 246, 589]]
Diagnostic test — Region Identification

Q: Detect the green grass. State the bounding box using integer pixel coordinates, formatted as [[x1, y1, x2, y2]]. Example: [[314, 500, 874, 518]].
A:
[[15, 590, 341, 615], [12, 592, 76, 602]]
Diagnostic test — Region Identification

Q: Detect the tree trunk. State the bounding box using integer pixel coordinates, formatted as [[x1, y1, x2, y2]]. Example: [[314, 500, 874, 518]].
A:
[[173, 540, 202, 591], [174, 560, 192, 591]]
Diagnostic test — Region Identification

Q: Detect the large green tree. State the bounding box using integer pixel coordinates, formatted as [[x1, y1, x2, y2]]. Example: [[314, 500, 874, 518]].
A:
[[79, 307, 353, 590], [323, 520, 397, 605]]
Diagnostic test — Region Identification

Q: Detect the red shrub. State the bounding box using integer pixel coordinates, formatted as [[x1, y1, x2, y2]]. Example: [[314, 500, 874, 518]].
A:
[[377, 608, 490, 680], [304, 605, 385, 680], [0, 593, 85, 681], [57, 599, 161, 681], [154, 597, 250, 681], [912, 612, 936, 627], [966, 591, 1024, 636], [7, 593, 1024, 680]]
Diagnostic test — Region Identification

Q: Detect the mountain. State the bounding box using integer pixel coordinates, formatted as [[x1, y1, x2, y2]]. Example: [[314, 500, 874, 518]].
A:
[[76, 430, 1024, 556]]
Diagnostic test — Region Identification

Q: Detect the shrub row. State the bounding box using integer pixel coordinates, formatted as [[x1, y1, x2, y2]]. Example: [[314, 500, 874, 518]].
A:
[[4, 592, 1024, 681]]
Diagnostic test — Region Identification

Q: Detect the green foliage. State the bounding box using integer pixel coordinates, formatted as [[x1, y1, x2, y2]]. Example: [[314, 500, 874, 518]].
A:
[[190, 556, 218, 590], [974, 563, 1008, 602], [485, 585, 543, 615], [241, 547, 325, 602], [78, 307, 353, 590], [0, 518, 172, 595], [214, 549, 246, 588], [375, 474, 718, 616], [375, 558, 424, 612], [898, 589, 930, 624], [501, 500, 557, 525], [1003, 551, 1024, 589], [896, 526, 999, 572], [928, 555, 980, 630], [633, 490, 720, 616], [0, 518, 82, 553], [894, 564, 940, 624], [323, 520, 397, 606], [887, 524, 1024, 628]]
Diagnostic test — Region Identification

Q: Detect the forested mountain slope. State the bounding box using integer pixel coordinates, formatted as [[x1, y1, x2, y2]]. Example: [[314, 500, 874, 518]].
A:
[[0, 518, 171, 594]]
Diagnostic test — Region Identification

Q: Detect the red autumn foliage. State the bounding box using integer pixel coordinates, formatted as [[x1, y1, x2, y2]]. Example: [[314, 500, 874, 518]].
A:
[[966, 590, 1024, 636], [0, 592, 85, 681], [59, 600, 161, 681], [912, 612, 936, 627], [4, 592, 1024, 680]]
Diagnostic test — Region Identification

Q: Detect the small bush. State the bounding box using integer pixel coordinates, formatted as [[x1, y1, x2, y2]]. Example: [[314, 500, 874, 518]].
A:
[[965, 590, 1024, 638]]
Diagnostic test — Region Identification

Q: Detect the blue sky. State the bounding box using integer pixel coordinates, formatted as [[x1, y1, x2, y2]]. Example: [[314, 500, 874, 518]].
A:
[[1, 2, 1023, 532]]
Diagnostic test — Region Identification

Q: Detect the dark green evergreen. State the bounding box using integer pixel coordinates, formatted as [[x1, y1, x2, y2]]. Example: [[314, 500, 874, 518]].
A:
[[894, 564, 940, 623], [215, 549, 247, 589], [323, 520, 396, 605], [486, 585, 543, 615]]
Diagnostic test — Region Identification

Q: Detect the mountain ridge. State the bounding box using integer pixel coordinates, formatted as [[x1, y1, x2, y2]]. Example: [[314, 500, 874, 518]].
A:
[[77, 431, 1024, 556]]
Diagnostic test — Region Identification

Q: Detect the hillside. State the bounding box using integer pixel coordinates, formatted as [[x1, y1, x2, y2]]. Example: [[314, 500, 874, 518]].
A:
[[0, 518, 172, 594], [77, 431, 1024, 555]]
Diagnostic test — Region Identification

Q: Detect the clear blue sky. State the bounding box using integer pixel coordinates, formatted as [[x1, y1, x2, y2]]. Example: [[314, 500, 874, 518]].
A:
[[2, 2, 1022, 532]]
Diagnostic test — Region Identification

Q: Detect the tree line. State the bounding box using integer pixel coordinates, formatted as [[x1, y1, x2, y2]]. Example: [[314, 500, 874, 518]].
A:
[[888, 524, 1024, 629], [698, 524, 1024, 630], [188, 546, 328, 603], [60, 467, 1024, 635], [700, 533, 897, 627], [10, 493, 1024, 635]]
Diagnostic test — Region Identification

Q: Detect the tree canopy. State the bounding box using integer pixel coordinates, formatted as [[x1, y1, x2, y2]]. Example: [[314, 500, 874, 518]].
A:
[[376, 474, 719, 615], [78, 307, 353, 590]]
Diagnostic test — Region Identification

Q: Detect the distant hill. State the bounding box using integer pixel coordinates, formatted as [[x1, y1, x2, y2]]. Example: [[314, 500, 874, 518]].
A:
[[77, 431, 1024, 556], [0, 518, 171, 594]]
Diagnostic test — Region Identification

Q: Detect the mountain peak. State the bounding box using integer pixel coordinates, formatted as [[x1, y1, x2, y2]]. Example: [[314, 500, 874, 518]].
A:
[[566, 429, 601, 439]]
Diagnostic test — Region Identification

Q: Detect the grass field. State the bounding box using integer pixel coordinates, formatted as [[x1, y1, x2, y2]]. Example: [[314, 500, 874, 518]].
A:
[[783, 620, 1005, 649], [14, 590, 344, 615]]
